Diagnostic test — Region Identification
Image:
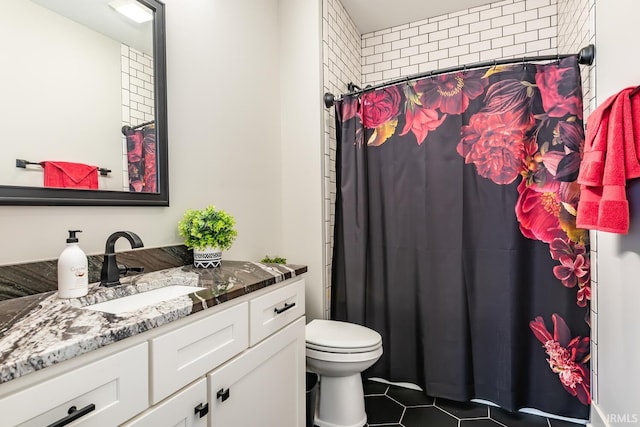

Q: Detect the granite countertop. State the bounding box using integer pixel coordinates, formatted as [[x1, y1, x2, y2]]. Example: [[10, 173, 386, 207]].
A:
[[0, 260, 307, 385]]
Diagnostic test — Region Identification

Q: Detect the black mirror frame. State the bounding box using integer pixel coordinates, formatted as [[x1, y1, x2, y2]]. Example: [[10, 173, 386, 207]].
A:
[[0, 0, 169, 207]]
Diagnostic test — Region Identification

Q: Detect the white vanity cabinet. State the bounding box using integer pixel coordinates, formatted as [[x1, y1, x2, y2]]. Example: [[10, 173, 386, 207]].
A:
[[142, 276, 306, 427], [0, 276, 306, 427]]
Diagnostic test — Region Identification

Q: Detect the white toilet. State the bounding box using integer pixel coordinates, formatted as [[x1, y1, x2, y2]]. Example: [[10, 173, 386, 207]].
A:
[[306, 319, 383, 427]]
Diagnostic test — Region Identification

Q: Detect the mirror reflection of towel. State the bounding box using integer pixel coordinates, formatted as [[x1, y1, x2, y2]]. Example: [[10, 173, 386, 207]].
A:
[[41, 161, 99, 189]]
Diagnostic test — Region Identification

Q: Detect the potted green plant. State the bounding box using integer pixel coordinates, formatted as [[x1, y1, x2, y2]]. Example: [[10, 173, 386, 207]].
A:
[[178, 205, 238, 268]]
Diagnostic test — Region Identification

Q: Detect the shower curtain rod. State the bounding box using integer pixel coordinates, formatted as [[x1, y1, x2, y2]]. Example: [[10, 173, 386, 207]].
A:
[[323, 44, 595, 108], [121, 120, 155, 136]]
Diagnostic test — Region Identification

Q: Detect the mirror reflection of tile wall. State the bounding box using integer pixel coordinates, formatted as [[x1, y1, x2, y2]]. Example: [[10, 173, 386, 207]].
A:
[[121, 45, 155, 191]]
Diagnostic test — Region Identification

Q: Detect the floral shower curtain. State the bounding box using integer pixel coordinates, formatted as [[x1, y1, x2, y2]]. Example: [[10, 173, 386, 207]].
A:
[[331, 57, 591, 419], [126, 126, 157, 192]]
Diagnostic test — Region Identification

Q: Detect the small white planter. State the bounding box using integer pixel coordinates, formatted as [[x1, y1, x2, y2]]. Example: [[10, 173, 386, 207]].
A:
[[193, 247, 222, 268]]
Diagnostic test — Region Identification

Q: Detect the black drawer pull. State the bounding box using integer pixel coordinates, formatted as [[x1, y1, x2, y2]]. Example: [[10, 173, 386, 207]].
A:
[[194, 402, 209, 418], [274, 302, 296, 314], [47, 404, 96, 427], [217, 388, 230, 402]]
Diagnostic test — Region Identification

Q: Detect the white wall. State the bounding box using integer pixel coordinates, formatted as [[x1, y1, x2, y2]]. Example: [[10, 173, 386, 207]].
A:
[[1, 0, 123, 191], [279, 0, 325, 320], [589, 2, 640, 425], [163, 0, 286, 267]]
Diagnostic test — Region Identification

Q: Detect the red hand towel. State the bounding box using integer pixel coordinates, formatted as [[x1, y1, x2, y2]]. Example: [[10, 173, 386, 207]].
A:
[[41, 161, 99, 189], [576, 86, 640, 234]]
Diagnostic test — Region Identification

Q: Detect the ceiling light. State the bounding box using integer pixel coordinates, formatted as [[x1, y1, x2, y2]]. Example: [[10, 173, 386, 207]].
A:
[[109, 0, 153, 24]]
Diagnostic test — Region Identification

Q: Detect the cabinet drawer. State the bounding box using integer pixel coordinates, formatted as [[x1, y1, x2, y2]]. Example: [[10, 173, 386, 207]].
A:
[[122, 378, 207, 427], [150, 302, 248, 404], [249, 279, 305, 346], [0, 343, 148, 427]]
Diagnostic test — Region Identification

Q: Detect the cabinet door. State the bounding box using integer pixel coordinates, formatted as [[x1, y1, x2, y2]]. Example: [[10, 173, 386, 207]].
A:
[[208, 317, 305, 427], [123, 378, 208, 427], [0, 343, 148, 427], [150, 302, 249, 404]]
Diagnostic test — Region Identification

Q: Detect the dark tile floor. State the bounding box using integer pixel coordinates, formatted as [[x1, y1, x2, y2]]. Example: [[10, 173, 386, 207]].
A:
[[362, 379, 585, 427]]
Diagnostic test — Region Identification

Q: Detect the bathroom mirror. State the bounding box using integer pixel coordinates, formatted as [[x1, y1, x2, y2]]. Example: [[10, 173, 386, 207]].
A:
[[0, 0, 168, 206]]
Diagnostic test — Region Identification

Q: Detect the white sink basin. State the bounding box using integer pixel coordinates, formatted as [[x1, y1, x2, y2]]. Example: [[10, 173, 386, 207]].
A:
[[83, 285, 207, 314]]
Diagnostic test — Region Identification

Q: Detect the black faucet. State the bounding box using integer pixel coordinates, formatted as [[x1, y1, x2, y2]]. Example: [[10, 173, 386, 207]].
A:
[[100, 231, 144, 287]]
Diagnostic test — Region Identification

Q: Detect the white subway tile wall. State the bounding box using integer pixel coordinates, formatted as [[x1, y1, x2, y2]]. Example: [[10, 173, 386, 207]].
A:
[[322, 0, 361, 318], [121, 45, 155, 191], [557, 0, 596, 404], [361, 0, 558, 86]]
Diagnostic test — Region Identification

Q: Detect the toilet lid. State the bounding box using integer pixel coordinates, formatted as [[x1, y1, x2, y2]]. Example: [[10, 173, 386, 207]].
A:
[[306, 320, 382, 353]]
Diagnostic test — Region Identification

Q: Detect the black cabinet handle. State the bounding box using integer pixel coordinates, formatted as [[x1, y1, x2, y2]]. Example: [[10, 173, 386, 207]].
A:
[[47, 404, 96, 427], [194, 402, 209, 418], [274, 302, 296, 314], [217, 388, 230, 402]]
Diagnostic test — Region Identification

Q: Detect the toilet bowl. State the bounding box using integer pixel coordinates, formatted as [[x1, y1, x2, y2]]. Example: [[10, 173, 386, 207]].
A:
[[306, 320, 383, 427]]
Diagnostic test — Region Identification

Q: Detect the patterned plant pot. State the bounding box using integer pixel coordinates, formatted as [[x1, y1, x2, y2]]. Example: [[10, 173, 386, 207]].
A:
[[193, 247, 222, 268]]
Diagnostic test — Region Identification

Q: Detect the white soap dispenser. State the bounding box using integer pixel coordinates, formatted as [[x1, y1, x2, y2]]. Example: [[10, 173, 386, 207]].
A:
[[57, 229, 89, 298]]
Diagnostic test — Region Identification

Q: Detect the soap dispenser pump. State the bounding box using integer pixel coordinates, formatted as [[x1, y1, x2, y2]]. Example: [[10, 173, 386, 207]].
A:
[[57, 230, 89, 298]]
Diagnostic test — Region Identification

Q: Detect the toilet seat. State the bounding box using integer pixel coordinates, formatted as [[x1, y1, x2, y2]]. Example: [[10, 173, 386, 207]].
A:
[[306, 320, 382, 353], [306, 341, 381, 353], [306, 345, 383, 363]]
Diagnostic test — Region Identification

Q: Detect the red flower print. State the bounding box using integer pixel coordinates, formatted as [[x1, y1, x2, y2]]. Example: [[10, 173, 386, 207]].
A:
[[553, 254, 589, 288], [556, 120, 584, 153], [529, 314, 591, 405], [338, 96, 359, 123], [549, 238, 586, 261], [555, 181, 589, 246], [549, 238, 591, 306], [577, 286, 591, 308], [535, 60, 583, 119], [515, 180, 567, 244], [482, 79, 536, 127], [361, 86, 402, 128], [400, 105, 446, 145], [417, 70, 488, 115], [458, 112, 532, 185]]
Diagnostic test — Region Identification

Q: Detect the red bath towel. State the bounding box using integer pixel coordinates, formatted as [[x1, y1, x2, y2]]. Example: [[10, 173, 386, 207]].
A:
[[576, 86, 640, 233], [41, 161, 99, 189]]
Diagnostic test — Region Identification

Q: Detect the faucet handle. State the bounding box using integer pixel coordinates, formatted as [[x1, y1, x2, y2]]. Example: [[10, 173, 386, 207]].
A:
[[117, 264, 145, 276]]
